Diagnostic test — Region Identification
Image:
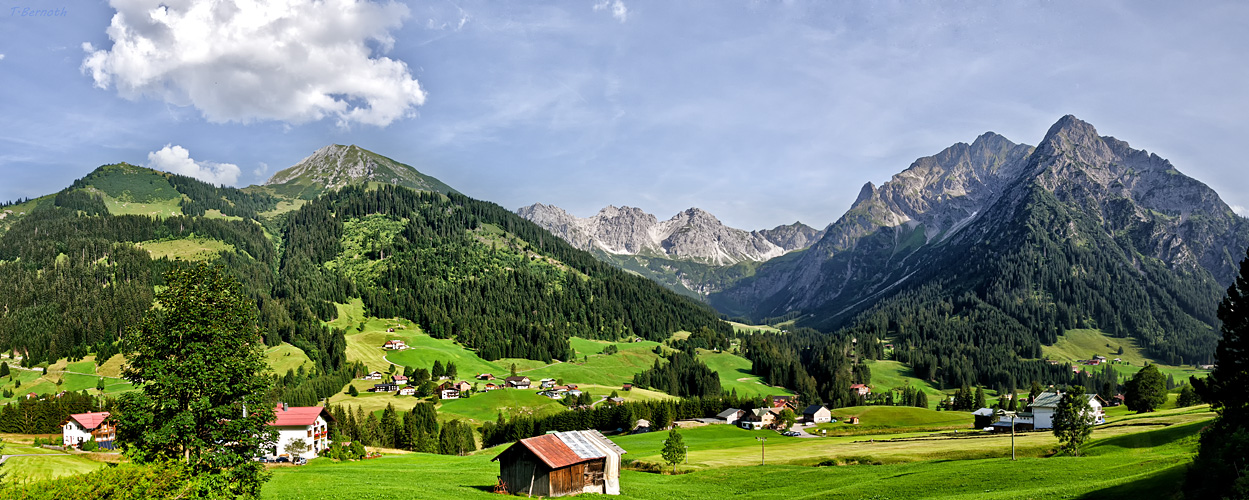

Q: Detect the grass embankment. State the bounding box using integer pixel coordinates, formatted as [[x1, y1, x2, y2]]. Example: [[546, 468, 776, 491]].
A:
[[265, 343, 314, 375], [137, 238, 235, 262], [698, 350, 791, 398], [263, 407, 1211, 499], [1041, 329, 1211, 381]]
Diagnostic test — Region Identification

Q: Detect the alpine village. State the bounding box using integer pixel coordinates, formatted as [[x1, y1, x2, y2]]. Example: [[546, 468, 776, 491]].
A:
[[4, 4, 1249, 500]]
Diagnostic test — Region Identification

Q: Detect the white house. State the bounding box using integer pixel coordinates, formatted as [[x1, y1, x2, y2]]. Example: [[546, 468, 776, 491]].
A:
[[994, 391, 1105, 431], [62, 411, 115, 450], [267, 403, 334, 459], [439, 381, 460, 400], [802, 404, 832, 424], [382, 340, 407, 350], [716, 408, 744, 425]]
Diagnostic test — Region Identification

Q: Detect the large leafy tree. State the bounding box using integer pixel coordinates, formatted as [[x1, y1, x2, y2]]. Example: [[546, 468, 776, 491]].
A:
[[1188, 247, 1249, 498], [1051, 386, 1094, 457], [116, 263, 275, 498], [1124, 364, 1167, 413]]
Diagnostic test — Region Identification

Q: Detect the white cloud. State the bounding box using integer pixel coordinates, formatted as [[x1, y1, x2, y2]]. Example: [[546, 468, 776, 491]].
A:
[[0, 54, 5, 61], [1233, 205, 1248, 217], [148, 144, 241, 186], [82, 0, 426, 127], [254, 162, 270, 178], [593, 0, 628, 23]]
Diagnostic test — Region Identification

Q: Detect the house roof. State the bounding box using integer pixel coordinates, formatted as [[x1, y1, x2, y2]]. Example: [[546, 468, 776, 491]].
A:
[[271, 405, 334, 427], [850, 384, 867, 389], [716, 408, 742, 419], [802, 404, 826, 415], [504, 376, 530, 383], [496, 433, 595, 469], [1030, 392, 1100, 409], [68, 411, 111, 430]]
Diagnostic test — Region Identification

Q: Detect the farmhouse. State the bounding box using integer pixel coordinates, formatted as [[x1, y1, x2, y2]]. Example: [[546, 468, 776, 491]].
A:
[[439, 381, 461, 400], [62, 411, 115, 450], [505, 376, 532, 389], [362, 371, 383, 380], [267, 403, 334, 459], [715, 408, 744, 425], [803, 404, 832, 424], [850, 384, 871, 396], [493, 430, 627, 497], [397, 386, 416, 396], [767, 395, 797, 410], [484, 383, 500, 391], [392, 375, 409, 385], [381, 340, 407, 350], [371, 383, 399, 393], [477, 373, 496, 380], [991, 391, 1105, 431], [621, 383, 632, 391], [455, 380, 472, 392], [739, 408, 776, 430]]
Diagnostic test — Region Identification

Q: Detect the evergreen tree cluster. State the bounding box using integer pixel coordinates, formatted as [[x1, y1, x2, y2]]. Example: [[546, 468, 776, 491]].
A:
[[631, 350, 722, 398], [740, 330, 874, 408], [0, 391, 106, 433]]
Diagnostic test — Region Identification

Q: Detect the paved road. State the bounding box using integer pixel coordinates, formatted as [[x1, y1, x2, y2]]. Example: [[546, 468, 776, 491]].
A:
[[0, 453, 57, 464]]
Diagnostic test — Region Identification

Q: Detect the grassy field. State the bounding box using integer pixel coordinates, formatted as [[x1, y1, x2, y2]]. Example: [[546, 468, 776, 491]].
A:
[[263, 406, 1211, 499], [2, 454, 108, 484], [137, 237, 235, 261], [807, 406, 975, 436], [436, 389, 568, 423], [1041, 329, 1212, 380], [863, 360, 946, 404], [698, 350, 791, 398], [727, 321, 782, 334], [265, 343, 314, 375]]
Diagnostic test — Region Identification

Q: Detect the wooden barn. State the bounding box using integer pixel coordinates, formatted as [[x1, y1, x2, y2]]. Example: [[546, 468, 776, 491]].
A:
[[493, 430, 626, 496]]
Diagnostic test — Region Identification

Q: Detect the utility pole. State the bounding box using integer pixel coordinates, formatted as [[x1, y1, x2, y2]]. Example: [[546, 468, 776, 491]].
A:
[[755, 436, 767, 465]]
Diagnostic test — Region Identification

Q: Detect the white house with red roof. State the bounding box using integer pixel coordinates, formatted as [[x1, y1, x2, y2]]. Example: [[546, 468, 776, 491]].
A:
[[267, 403, 335, 459], [62, 411, 116, 450], [850, 384, 871, 396]]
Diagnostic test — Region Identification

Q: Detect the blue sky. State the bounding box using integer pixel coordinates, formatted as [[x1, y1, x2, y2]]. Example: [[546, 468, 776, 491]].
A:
[[2, 1, 1248, 229]]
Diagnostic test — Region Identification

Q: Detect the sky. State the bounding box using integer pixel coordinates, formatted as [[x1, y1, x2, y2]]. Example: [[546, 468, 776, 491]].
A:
[[2, 0, 1248, 230]]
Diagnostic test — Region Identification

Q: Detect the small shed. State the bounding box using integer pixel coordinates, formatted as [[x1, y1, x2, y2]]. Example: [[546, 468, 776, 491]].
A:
[[493, 430, 626, 497]]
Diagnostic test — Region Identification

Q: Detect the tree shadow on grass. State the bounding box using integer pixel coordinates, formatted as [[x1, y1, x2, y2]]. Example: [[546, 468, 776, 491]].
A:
[[1076, 462, 1186, 500], [1084, 420, 1206, 453]]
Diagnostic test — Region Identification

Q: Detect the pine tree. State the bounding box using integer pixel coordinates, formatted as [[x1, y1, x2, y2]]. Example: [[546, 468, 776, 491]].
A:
[[1176, 385, 1199, 407], [431, 361, 445, 380], [1186, 246, 1249, 497], [973, 387, 986, 409], [661, 427, 686, 474], [914, 390, 929, 409]]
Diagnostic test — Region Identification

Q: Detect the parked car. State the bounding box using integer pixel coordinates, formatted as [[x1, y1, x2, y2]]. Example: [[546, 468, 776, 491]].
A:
[[294, 457, 307, 466], [782, 431, 801, 437], [275, 456, 290, 463]]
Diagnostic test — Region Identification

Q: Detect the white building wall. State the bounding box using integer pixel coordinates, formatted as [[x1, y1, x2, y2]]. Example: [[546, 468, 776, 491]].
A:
[[62, 421, 92, 447], [1033, 408, 1055, 429], [269, 416, 329, 459]]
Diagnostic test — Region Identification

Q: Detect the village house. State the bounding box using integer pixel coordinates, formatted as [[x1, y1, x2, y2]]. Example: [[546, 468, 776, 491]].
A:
[[362, 371, 383, 380], [62, 411, 115, 450], [505, 376, 531, 389], [803, 404, 832, 424], [991, 391, 1105, 431], [371, 382, 399, 393], [606, 397, 625, 406], [739, 408, 777, 430], [850, 384, 871, 396], [621, 383, 632, 391], [439, 381, 461, 400], [484, 383, 500, 391], [392, 375, 409, 385], [716, 408, 744, 426], [539, 378, 557, 389], [454, 381, 472, 392], [493, 430, 627, 497], [381, 340, 407, 350], [767, 395, 798, 410], [267, 403, 334, 459], [477, 373, 495, 380], [397, 385, 417, 396]]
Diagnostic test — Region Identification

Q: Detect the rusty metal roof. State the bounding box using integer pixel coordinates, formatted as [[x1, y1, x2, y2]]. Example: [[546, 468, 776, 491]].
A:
[[520, 434, 592, 469]]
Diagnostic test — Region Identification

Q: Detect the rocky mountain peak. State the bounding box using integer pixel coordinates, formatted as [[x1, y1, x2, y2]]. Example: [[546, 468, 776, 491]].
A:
[[264, 144, 455, 198]]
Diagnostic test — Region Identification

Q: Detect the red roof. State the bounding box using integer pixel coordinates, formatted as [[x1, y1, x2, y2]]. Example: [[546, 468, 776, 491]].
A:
[[507, 434, 591, 469], [850, 384, 867, 389], [270, 405, 333, 427], [68, 411, 111, 430]]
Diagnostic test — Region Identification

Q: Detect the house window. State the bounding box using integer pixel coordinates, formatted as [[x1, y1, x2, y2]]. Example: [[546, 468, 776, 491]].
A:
[[307, 429, 312, 438]]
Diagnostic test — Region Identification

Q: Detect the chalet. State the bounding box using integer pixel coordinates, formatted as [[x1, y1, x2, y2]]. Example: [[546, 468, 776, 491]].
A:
[[1109, 394, 1125, 407], [621, 383, 632, 391], [803, 404, 832, 424], [381, 340, 407, 350], [505, 376, 531, 389], [767, 395, 797, 410], [484, 383, 500, 391], [632, 419, 651, 433], [850, 384, 871, 396], [62, 411, 115, 450], [493, 430, 627, 497], [739, 408, 776, 430], [845, 416, 860, 425], [267, 403, 334, 459], [397, 386, 417, 396], [439, 381, 461, 400], [477, 373, 496, 380], [371, 383, 399, 393], [991, 391, 1105, 431], [392, 375, 409, 385], [362, 371, 383, 380], [454, 381, 472, 392], [540, 378, 557, 389], [715, 408, 744, 426], [606, 397, 625, 406]]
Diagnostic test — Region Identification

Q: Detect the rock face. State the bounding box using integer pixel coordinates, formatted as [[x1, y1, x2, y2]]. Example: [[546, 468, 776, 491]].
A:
[[517, 204, 825, 266], [266, 144, 456, 198], [713, 115, 1249, 362]]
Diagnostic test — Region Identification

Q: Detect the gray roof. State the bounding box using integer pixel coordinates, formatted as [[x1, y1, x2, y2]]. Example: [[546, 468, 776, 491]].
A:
[[802, 404, 826, 415], [555, 431, 606, 460], [581, 429, 627, 456], [716, 408, 742, 419], [1030, 392, 1099, 409]]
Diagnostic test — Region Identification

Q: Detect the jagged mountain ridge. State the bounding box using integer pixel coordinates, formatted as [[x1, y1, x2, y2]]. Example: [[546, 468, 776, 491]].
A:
[[265, 144, 457, 199], [517, 203, 825, 266], [714, 115, 1249, 365]]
